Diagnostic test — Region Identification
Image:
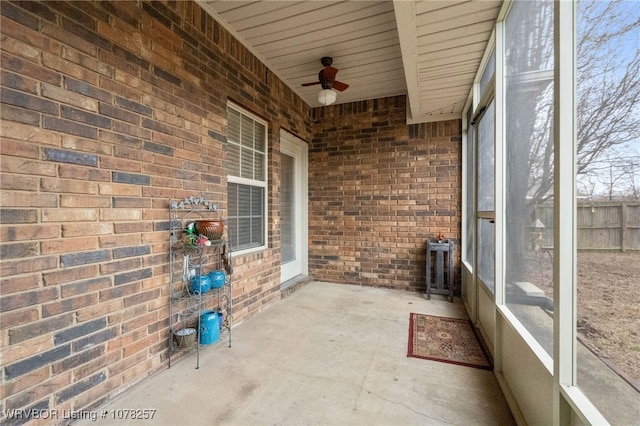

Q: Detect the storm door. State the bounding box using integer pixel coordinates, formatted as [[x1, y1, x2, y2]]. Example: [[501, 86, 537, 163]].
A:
[[280, 131, 308, 283]]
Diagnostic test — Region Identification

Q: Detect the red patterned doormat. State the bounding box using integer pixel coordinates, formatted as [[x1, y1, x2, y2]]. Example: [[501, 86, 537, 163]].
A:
[[407, 313, 492, 370]]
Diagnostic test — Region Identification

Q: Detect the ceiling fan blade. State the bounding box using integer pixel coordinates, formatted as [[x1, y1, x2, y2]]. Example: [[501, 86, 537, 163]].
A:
[[302, 59, 348, 91], [322, 66, 339, 80], [333, 81, 349, 92]]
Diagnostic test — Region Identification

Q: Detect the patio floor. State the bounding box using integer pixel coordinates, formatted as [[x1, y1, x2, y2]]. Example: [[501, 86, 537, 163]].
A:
[[78, 281, 516, 426]]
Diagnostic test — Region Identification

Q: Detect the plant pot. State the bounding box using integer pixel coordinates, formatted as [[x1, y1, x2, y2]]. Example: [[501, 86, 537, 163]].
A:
[[208, 270, 226, 289], [174, 328, 197, 348], [189, 275, 212, 294], [199, 310, 220, 345], [195, 220, 224, 240]]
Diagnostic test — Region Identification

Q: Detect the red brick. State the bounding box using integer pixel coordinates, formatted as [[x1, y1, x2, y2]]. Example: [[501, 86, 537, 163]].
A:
[[0, 256, 58, 277], [62, 135, 113, 155], [99, 155, 142, 172], [0, 366, 53, 401], [0, 191, 58, 207], [98, 233, 141, 248], [141, 186, 179, 199], [98, 72, 144, 101], [41, 82, 99, 112], [113, 145, 154, 163], [112, 121, 154, 142], [0, 139, 37, 161], [106, 349, 147, 376], [60, 195, 111, 208], [58, 164, 111, 182], [0, 241, 38, 259], [0, 34, 42, 63], [61, 222, 113, 238], [112, 221, 152, 234], [98, 130, 143, 147], [61, 45, 113, 78], [2, 156, 56, 176], [0, 175, 39, 192], [41, 236, 99, 255], [76, 299, 123, 323], [99, 282, 139, 303], [40, 178, 98, 195], [72, 351, 120, 382], [1, 15, 61, 53], [1, 70, 39, 94], [121, 311, 158, 334], [42, 265, 99, 286], [2, 334, 54, 366], [144, 47, 176, 74], [121, 333, 158, 358], [99, 258, 141, 275], [7, 371, 74, 409], [0, 224, 60, 242], [0, 308, 40, 330], [42, 293, 98, 318], [99, 210, 142, 223], [72, 377, 120, 414], [41, 208, 98, 222], [41, 21, 98, 56], [42, 51, 100, 86]]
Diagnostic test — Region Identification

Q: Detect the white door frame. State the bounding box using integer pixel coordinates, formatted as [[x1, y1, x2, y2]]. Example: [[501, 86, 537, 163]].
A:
[[280, 131, 308, 283]]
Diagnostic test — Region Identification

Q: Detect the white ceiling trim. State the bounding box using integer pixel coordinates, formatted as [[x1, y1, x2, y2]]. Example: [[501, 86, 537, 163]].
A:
[[393, 0, 421, 123]]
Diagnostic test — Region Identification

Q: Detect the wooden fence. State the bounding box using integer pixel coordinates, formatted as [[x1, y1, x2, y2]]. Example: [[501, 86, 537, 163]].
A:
[[535, 201, 640, 251]]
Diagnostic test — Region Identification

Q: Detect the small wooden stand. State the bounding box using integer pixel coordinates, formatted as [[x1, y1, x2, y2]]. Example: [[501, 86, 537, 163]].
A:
[[426, 239, 454, 302]]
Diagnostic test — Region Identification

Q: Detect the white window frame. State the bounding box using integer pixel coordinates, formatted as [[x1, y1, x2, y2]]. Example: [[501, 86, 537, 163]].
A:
[[226, 102, 268, 255], [474, 69, 497, 297], [462, 1, 611, 424], [462, 98, 475, 273], [554, 2, 607, 424], [497, 0, 556, 369]]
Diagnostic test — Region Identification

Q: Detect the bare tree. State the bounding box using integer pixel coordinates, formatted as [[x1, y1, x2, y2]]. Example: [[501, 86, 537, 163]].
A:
[[504, 0, 639, 291], [504, 0, 554, 285], [619, 156, 640, 200], [522, 0, 640, 201], [593, 152, 635, 201], [580, 150, 640, 200], [576, 1, 640, 183]]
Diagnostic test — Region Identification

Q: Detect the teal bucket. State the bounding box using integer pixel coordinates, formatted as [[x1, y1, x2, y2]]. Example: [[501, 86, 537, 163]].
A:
[[199, 310, 220, 345]]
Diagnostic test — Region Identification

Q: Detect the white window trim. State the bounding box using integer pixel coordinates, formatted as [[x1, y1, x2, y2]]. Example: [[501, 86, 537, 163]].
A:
[[461, 94, 474, 273], [553, 2, 606, 425], [227, 102, 269, 256], [463, 0, 612, 424]]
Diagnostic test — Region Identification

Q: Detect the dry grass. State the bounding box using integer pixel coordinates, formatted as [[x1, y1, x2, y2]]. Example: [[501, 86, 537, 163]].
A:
[[523, 250, 640, 384], [576, 251, 640, 384]]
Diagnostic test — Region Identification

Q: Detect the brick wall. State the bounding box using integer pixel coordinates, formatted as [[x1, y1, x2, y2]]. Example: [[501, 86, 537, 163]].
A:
[[0, 0, 464, 421], [0, 1, 310, 423], [308, 98, 462, 291]]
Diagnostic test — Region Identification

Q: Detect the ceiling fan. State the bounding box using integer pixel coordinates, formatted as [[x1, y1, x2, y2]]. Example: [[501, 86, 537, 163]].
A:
[[301, 57, 349, 92]]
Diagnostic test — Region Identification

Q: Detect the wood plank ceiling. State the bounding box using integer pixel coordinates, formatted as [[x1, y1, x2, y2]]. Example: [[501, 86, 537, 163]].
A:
[[197, 0, 503, 124]]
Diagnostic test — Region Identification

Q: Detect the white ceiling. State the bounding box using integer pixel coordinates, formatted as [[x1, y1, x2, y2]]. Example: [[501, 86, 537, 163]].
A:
[[197, 0, 502, 124]]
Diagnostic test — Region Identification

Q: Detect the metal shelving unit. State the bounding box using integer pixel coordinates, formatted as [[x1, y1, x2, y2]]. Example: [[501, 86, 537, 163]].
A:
[[168, 196, 232, 369]]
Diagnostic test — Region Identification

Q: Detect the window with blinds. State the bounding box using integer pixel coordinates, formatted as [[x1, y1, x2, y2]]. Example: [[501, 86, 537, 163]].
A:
[[226, 105, 267, 252]]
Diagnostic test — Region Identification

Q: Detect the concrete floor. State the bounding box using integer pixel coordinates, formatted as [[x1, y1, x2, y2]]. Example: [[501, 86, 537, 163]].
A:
[[79, 282, 516, 426]]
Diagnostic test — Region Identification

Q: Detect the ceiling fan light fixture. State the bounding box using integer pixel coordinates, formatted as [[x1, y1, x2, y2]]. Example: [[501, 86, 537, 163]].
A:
[[318, 89, 337, 106]]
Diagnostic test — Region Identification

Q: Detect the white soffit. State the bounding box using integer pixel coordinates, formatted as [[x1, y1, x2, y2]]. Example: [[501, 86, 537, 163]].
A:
[[197, 1, 502, 124]]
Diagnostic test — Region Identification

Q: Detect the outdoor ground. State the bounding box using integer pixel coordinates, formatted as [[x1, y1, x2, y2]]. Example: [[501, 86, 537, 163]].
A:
[[528, 251, 640, 385], [576, 251, 640, 385]]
